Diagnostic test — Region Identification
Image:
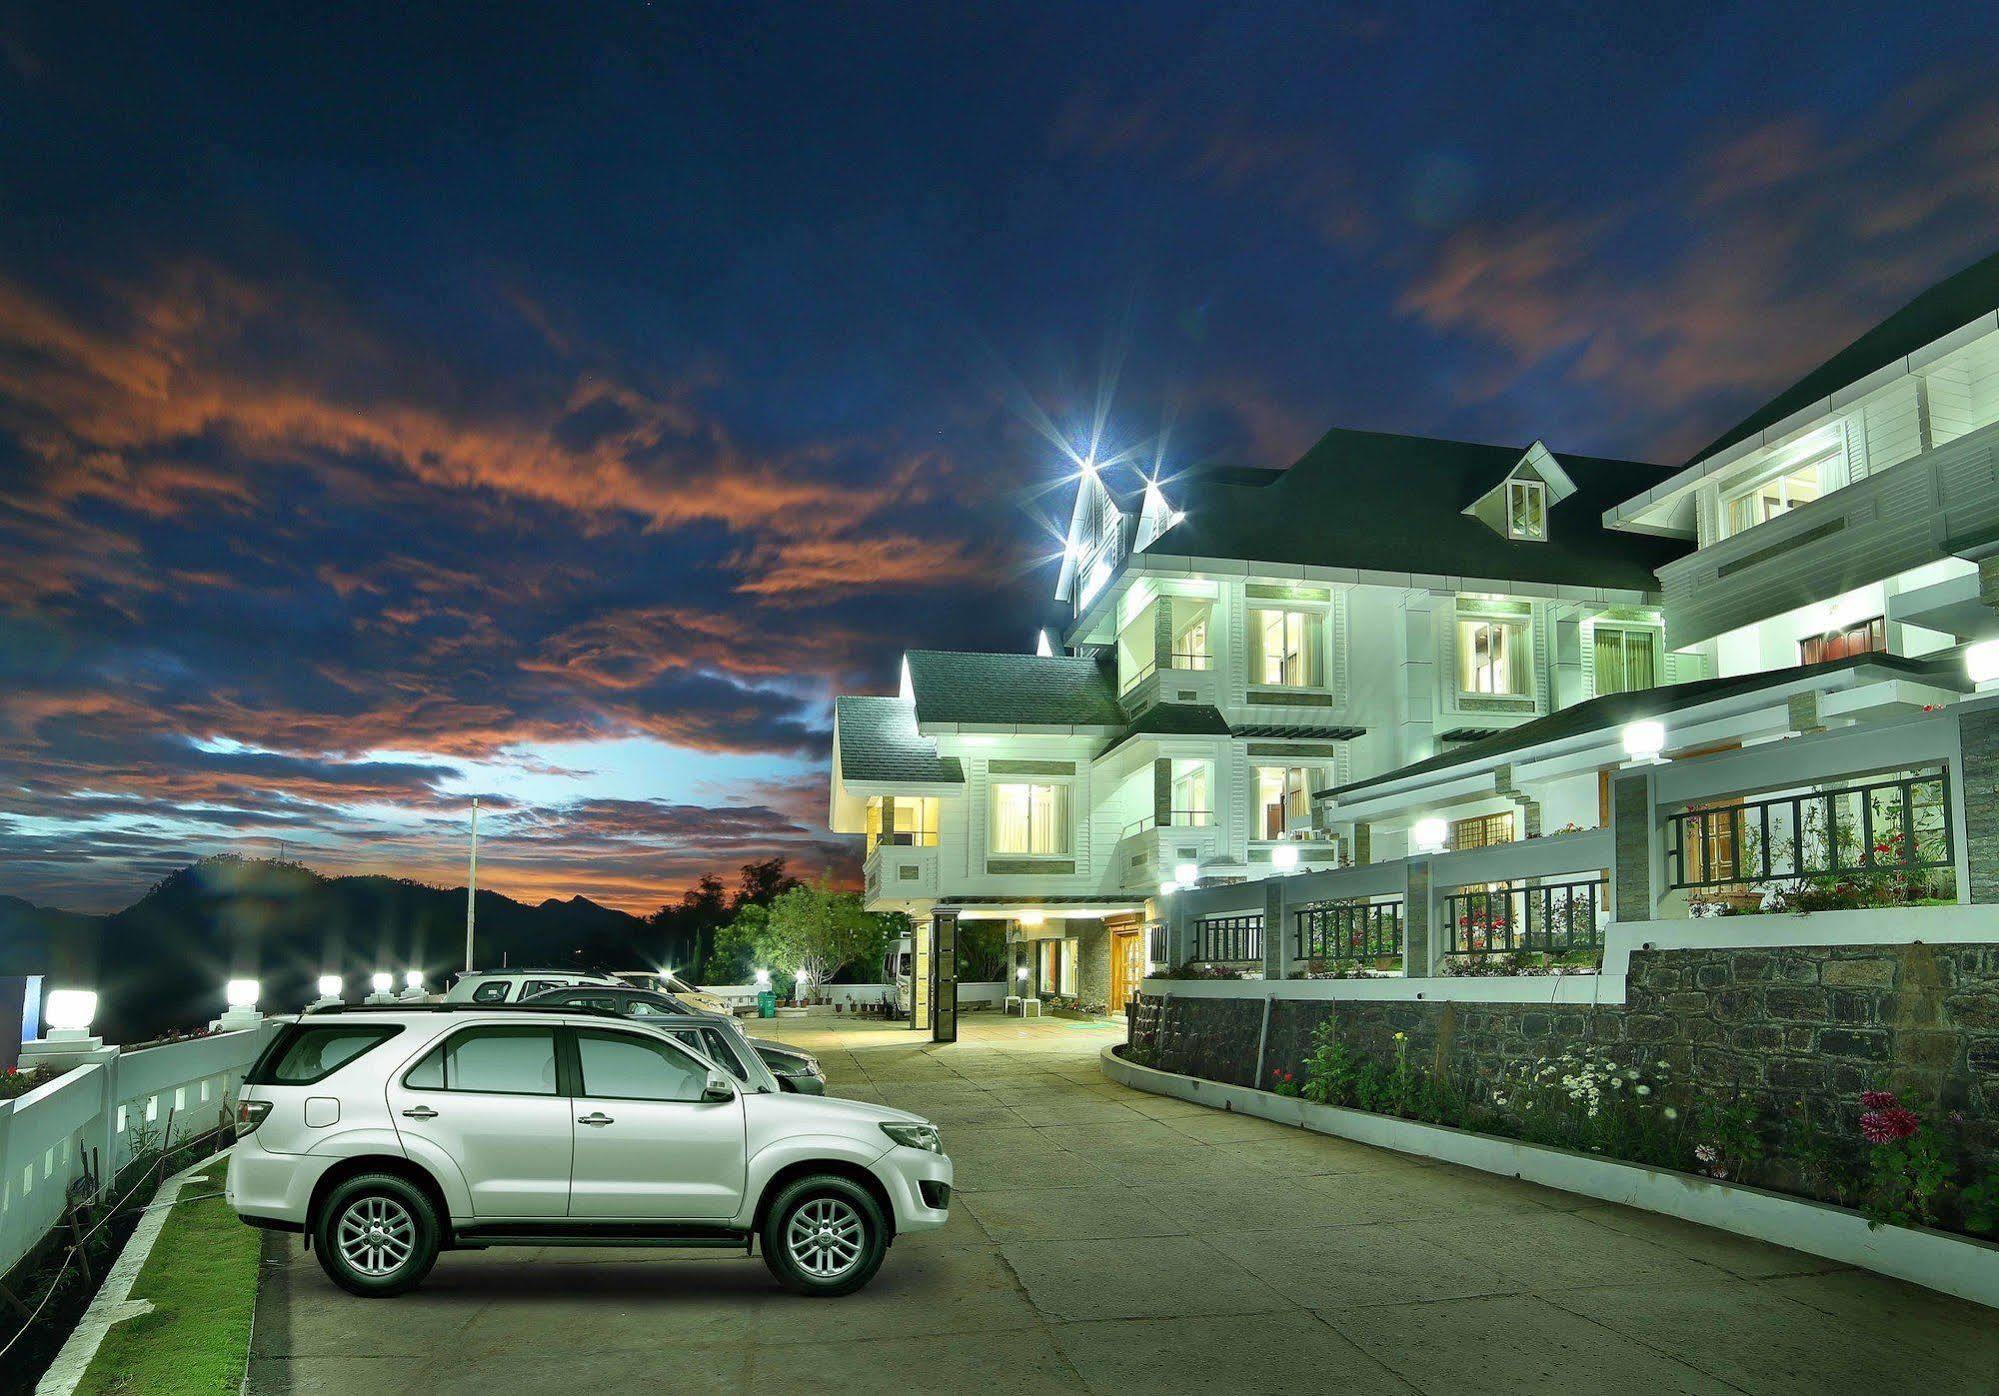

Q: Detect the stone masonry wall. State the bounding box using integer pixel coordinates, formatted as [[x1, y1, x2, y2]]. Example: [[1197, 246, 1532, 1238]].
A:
[[1130, 941, 1999, 1171]]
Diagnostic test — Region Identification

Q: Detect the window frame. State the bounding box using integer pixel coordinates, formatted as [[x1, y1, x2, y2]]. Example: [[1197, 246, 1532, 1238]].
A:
[[1719, 438, 1839, 539], [566, 1025, 717, 1104], [1449, 811, 1516, 852], [1591, 623, 1660, 696], [400, 1024, 562, 1098], [1457, 615, 1530, 696], [248, 1024, 404, 1087], [1801, 615, 1886, 666], [989, 780, 1072, 857], [1249, 607, 1325, 689], [1505, 479, 1548, 541]]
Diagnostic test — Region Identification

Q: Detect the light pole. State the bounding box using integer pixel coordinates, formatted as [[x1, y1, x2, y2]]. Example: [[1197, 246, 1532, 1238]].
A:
[[463, 796, 480, 972]]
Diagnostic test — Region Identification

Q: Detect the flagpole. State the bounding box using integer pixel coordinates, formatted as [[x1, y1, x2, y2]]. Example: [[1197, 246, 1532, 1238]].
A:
[[463, 797, 480, 972]]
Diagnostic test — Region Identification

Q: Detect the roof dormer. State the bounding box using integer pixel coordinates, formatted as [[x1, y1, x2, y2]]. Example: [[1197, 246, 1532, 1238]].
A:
[[1462, 441, 1577, 543]]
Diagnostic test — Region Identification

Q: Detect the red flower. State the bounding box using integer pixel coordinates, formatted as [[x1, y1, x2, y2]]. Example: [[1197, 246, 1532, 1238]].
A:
[[1858, 1089, 1898, 1111], [1860, 1106, 1920, 1144]]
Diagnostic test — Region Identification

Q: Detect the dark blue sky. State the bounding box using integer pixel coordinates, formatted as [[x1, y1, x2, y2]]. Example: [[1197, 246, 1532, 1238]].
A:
[[5, 2, 1999, 910]]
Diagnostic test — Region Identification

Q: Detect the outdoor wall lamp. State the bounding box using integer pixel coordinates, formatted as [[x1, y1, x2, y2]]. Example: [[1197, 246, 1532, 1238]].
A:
[[1270, 844, 1300, 872], [366, 971, 397, 1004], [1622, 719, 1668, 765], [1411, 817, 1448, 854], [23, 988, 100, 1066], [1173, 861, 1199, 886], [1157, 879, 1179, 897], [312, 975, 342, 1009], [1967, 638, 1999, 688], [217, 978, 264, 1032]]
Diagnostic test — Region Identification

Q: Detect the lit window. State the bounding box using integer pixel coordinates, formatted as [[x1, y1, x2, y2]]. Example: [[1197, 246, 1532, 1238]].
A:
[[1722, 447, 1833, 537], [991, 783, 1068, 855], [1459, 617, 1530, 695], [1256, 766, 1321, 839], [1506, 480, 1547, 540], [868, 796, 939, 849], [1592, 627, 1657, 696], [1252, 609, 1320, 687], [1173, 616, 1210, 669], [1449, 812, 1515, 851], [1170, 763, 1212, 827], [1801, 616, 1885, 665]]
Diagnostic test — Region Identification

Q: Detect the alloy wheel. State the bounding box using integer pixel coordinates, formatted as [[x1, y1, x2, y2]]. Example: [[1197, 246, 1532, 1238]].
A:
[[784, 1196, 865, 1280], [336, 1195, 417, 1277]]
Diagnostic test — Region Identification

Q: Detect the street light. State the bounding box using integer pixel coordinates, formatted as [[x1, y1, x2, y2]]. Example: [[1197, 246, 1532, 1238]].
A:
[[226, 979, 260, 1009], [24, 989, 100, 1066], [1623, 719, 1667, 765], [367, 971, 396, 1004], [312, 975, 342, 1008]]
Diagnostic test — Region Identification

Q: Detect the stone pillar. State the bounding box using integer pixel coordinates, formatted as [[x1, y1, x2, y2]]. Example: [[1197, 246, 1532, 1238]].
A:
[[1959, 706, 1999, 904], [1404, 857, 1434, 976], [1165, 893, 1190, 968], [930, 911, 958, 1043], [1262, 878, 1288, 981], [1153, 600, 1175, 670], [1153, 758, 1173, 828], [1350, 822, 1371, 865], [1611, 770, 1655, 922], [910, 913, 931, 1030]]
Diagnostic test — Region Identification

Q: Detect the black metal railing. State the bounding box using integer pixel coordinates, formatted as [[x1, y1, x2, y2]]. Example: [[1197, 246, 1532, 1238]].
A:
[[1191, 913, 1263, 964], [1663, 770, 1953, 892], [1294, 898, 1402, 962], [1443, 877, 1606, 956]]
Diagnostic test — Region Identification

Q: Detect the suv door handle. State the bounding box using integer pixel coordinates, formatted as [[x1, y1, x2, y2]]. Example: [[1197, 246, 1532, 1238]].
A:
[[577, 1112, 615, 1126], [400, 1106, 438, 1119]]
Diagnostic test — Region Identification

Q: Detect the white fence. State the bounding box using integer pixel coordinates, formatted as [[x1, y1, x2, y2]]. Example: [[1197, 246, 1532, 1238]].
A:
[[702, 981, 1009, 1013], [0, 1025, 277, 1279]]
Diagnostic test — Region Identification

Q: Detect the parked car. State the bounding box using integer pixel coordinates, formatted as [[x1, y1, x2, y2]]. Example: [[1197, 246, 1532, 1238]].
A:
[[227, 1005, 948, 1298], [523, 985, 827, 1094], [442, 969, 622, 1004], [610, 969, 736, 1016]]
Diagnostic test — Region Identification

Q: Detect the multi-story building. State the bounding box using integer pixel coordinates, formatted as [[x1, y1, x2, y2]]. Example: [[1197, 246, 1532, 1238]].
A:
[[831, 425, 1694, 1017]]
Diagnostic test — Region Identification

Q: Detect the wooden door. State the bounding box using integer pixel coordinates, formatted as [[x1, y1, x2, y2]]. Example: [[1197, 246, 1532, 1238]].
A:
[[1110, 929, 1143, 1013]]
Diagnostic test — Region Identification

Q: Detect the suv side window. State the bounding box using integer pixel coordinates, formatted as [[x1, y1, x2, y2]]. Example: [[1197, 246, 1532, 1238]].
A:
[[693, 1025, 750, 1081], [471, 981, 510, 1003], [251, 1025, 403, 1085], [574, 1028, 707, 1102], [519, 979, 561, 999], [405, 1026, 560, 1095], [553, 992, 622, 1013], [625, 998, 683, 1017]]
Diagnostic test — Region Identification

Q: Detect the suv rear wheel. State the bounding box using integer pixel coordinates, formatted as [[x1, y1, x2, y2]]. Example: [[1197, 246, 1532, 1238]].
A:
[[313, 1173, 442, 1297], [760, 1174, 887, 1297]]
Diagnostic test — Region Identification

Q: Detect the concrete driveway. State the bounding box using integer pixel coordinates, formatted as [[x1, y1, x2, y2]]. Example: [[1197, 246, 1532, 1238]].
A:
[[246, 1014, 1999, 1395]]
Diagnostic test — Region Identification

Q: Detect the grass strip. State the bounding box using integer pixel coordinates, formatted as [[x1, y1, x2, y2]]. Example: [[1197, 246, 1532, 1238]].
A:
[[74, 1159, 260, 1396]]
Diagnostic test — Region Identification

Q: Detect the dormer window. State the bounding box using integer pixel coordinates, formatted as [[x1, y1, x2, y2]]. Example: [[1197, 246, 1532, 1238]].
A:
[[1506, 480, 1547, 541]]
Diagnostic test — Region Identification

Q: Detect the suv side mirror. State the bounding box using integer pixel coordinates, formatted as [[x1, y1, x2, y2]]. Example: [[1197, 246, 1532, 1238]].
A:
[[701, 1072, 736, 1104]]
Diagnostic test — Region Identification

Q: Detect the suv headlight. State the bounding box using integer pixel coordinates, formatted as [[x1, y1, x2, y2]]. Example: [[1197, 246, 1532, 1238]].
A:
[[769, 1054, 821, 1078], [880, 1121, 942, 1154]]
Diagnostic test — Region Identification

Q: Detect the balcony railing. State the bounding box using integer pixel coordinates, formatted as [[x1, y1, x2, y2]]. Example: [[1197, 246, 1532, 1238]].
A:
[[1443, 877, 1607, 957], [1294, 898, 1401, 962], [1121, 808, 1213, 839], [1191, 912, 1263, 965], [1120, 650, 1215, 694], [1664, 769, 1953, 893]]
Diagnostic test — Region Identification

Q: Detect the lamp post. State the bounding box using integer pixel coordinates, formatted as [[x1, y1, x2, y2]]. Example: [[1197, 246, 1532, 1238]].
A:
[[311, 975, 342, 1009], [399, 970, 427, 1002], [366, 971, 397, 1005], [215, 978, 263, 1033]]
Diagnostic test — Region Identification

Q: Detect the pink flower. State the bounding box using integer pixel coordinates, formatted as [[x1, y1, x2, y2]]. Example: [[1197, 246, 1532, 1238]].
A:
[[1859, 1089, 1898, 1111], [1860, 1106, 1920, 1144], [1693, 1144, 1718, 1165]]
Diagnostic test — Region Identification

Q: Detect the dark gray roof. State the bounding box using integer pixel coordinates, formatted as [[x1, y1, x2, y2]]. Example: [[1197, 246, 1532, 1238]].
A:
[[834, 696, 963, 785], [1232, 724, 1366, 741], [1685, 248, 1999, 469], [1099, 703, 1233, 758], [1144, 427, 1685, 593], [905, 650, 1124, 727], [1325, 652, 1966, 800]]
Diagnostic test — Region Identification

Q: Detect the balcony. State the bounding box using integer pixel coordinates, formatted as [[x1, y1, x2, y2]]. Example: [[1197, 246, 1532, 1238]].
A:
[[1120, 652, 1218, 716], [1658, 418, 1999, 649], [863, 839, 937, 904], [1114, 814, 1220, 892]]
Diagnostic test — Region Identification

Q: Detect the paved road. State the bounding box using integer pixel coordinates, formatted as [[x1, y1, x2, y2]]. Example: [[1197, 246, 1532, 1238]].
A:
[[246, 1015, 1999, 1395]]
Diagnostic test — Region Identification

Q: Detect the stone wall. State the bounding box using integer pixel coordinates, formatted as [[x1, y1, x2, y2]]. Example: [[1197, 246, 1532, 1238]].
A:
[[1131, 941, 1999, 1170]]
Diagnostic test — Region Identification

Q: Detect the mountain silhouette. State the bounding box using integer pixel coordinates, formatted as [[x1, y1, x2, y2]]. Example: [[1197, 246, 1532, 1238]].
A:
[[0, 856, 655, 1043]]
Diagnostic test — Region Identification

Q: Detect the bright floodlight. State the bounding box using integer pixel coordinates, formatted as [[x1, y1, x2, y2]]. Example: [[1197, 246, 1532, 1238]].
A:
[[1158, 879, 1179, 897], [794, 968, 809, 982], [1412, 817, 1448, 854], [1017, 911, 1045, 928], [371, 972, 394, 993], [1173, 861, 1199, 886], [225, 978, 260, 1009], [45, 989, 97, 1033], [316, 975, 341, 998], [1016, 965, 1030, 981], [1271, 844, 1300, 871], [1968, 639, 1999, 685], [404, 970, 424, 990], [754, 968, 771, 987], [1623, 719, 1667, 763]]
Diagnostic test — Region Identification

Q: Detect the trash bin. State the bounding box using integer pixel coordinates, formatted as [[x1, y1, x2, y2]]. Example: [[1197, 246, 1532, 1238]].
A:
[[756, 989, 776, 1019]]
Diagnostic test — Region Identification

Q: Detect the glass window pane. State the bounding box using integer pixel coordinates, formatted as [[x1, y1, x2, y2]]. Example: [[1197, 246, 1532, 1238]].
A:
[[417, 1028, 559, 1095], [577, 1031, 705, 1101]]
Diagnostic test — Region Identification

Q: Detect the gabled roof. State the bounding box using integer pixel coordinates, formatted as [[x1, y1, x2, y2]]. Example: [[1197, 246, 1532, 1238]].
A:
[[833, 696, 964, 785], [1143, 427, 1685, 592], [1323, 651, 1965, 800], [1684, 247, 1999, 470], [903, 650, 1124, 727], [1099, 703, 1233, 757]]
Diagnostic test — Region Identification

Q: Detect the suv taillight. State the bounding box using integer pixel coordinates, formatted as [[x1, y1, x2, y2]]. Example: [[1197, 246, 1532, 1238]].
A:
[[236, 1099, 272, 1134]]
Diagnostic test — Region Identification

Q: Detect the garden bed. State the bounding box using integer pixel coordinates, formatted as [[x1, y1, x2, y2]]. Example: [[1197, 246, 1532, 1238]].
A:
[[1102, 1043, 1999, 1311]]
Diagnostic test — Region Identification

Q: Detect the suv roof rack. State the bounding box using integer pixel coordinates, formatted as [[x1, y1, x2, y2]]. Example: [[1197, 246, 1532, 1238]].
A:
[[303, 1002, 632, 1020], [453, 968, 615, 977]]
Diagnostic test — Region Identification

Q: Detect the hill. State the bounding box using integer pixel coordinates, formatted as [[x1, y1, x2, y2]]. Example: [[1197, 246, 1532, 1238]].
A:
[[0, 857, 657, 1043]]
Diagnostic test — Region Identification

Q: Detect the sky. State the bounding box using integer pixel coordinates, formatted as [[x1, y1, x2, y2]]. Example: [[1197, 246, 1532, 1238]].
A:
[[5, 2, 1999, 913]]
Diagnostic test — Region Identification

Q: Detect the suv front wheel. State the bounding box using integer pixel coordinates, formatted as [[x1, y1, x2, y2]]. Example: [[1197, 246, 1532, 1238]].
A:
[[313, 1173, 442, 1297], [760, 1174, 888, 1297]]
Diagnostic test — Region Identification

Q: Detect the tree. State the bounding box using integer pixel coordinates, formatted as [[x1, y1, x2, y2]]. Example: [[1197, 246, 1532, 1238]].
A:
[[703, 903, 767, 985], [761, 885, 892, 998], [956, 921, 1007, 981], [735, 857, 802, 911]]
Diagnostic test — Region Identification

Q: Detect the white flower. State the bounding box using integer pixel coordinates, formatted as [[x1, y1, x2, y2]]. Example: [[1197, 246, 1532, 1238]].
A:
[[1663, 1106, 1679, 1121], [1635, 1084, 1651, 1096]]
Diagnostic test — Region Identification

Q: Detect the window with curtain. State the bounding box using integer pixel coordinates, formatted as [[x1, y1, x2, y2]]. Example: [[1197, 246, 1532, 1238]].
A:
[[867, 796, 939, 849], [1059, 938, 1079, 996], [1722, 446, 1833, 537], [1170, 763, 1212, 826], [1173, 615, 1210, 669], [1458, 618, 1530, 695], [1592, 626, 1657, 696], [1251, 609, 1320, 687], [991, 782, 1068, 855]]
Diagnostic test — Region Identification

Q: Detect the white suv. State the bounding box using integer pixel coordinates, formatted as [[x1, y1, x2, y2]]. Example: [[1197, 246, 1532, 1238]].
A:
[[441, 969, 622, 1003], [226, 1006, 951, 1298]]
